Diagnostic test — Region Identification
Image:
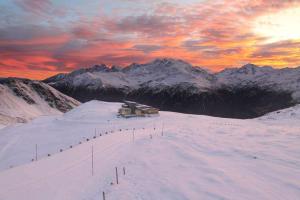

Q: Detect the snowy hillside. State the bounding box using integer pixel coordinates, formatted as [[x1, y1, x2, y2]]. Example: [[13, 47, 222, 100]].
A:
[[0, 101, 299, 200], [0, 78, 80, 127], [216, 64, 300, 100], [259, 104, 300, 121], [44, 59, 299, 118]]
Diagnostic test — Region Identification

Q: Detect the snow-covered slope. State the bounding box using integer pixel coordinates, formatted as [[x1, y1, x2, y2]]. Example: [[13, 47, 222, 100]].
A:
[[259, 104, 300, 121], [44, 59, 300, 118], [0, 101, 299, 200], [0, 78, 80, 127]]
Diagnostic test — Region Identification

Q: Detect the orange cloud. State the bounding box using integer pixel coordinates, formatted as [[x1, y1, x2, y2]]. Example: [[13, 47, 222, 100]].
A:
[[1, 0, 300, 79]]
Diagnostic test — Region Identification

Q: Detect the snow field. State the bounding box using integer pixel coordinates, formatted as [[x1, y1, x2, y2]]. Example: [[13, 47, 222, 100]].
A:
[[0, 101, 299, 200], [0, 122, 163, 200]]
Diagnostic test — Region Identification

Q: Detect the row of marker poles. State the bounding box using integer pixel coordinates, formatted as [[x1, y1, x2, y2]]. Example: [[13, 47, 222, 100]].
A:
[[131, 122, 165, 143], [30, 125, 149, 165], [28, 125, 165, 199], [31, 126, 130, 165], [33, 125, 160, 199], [104, 126, 131, 199], [152, 122, 165, 137], [105, 123, 165, 199], [31, 125, 160, 167], [102, 166, 126, 200], [32, 130, 131, 200], [21, 127, 112, 170], [115, 166, 126, 183]]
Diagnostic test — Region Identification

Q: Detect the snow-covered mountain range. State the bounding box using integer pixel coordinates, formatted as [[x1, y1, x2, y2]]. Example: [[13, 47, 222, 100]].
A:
[[45, 59, 215, 91], [45, 58, 300, 118], [0, 78, 80, 127]]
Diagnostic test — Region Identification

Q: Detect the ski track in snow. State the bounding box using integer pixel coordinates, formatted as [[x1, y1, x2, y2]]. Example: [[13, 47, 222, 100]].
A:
[[0, 101, 299, 200]]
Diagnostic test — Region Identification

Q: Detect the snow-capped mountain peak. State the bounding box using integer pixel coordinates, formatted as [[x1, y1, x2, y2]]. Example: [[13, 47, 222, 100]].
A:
[[151, 58, 187, 67], [238, 63, 259, 75], [89, 64, 110, 72], [124, 58, 193, 73], [238, 63, 275, 75], [69, 64, 110, 77], [217, 63, 274, 77]]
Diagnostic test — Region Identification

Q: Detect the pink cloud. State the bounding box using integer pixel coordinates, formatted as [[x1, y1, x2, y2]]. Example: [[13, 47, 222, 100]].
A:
[[1, 0, 300, 79]]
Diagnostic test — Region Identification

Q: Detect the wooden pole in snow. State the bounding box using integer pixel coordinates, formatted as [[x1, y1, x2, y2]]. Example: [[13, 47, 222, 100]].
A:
[[92, 145, 94, 176], [123, 167, 126, 175], [132, 129, 135, 142], [35, 144, 38, 161], [115, 167, 119, 184], [162, 123, 164, 136], [102, 191, 105, 200]]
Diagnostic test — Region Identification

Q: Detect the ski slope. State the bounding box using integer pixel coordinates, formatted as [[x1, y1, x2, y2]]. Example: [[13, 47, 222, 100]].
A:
[[0, 101, 299, 200]]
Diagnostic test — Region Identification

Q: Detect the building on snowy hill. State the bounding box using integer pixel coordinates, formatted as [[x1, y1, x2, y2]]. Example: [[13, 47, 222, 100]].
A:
[[118, 101, 159, 117]]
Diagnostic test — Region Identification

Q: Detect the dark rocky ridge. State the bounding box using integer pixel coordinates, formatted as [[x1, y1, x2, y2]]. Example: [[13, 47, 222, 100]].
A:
[[50, 83, 295, 119], [126, 86, 295, 119]]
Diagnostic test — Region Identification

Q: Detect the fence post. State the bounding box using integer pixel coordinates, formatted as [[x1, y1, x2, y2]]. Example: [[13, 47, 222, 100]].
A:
[[92, 145, 94, 176], [132, 129, 135, 142], [161, 123, 164, 136], [115, 167, 119, 184], [102, 191, 105, 200], [123, 167, 126, 175], [35, 144, 38, 161]]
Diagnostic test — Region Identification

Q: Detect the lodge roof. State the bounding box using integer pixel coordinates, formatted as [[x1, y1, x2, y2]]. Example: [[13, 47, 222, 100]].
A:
[[123, 101, 158, 110]]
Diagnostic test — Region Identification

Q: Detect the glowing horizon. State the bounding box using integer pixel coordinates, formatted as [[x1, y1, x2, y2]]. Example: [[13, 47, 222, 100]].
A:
[[1, 0, 300, 80]]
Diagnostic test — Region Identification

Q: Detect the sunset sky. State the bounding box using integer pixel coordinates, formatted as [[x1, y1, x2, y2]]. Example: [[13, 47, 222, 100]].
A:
[[1, 0, 300, 80]]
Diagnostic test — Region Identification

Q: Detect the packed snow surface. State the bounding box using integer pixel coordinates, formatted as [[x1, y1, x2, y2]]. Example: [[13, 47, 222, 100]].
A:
[[0, 101, 299, 200]]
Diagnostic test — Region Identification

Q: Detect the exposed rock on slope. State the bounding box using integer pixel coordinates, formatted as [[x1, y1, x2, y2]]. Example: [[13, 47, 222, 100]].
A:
[[0, 78, 80, 126]]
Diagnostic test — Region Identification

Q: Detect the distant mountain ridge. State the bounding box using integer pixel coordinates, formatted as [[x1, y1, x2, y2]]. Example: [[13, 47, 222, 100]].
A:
[[44, 58, 300, 118], [0, 78, 80, 126]]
